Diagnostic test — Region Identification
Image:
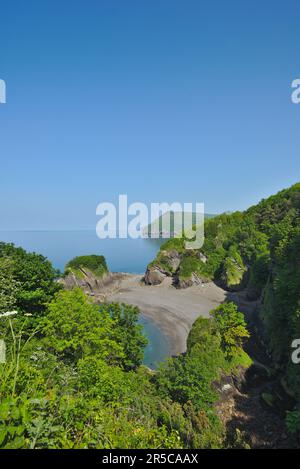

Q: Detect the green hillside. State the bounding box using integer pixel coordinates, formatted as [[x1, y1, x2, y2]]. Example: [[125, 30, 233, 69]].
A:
[[146, 183, 300, 433], [144, 211, 216, 237], [0, 242, 250, 448], [1, 183, 300, 447]]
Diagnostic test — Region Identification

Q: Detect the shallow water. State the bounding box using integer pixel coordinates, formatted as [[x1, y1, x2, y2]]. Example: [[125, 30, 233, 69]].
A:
[[139, 314, 170, 369], [0, 230, 169, 367]]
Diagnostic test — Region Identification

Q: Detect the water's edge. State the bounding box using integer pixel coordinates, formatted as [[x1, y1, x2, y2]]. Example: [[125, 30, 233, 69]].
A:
[[138, 313, 170, 369], [0, 231, 171, 368]]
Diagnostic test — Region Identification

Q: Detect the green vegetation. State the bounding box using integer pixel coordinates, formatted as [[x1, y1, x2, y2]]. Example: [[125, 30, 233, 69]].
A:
[[155, 303, 251, 448], [147, 238, 185, 275], [177, 252, 209, 282], [149, 182, 300, 438], [2, 182, 300, 446], [210, 303, 251, 369], [220, 245, 247, 290], [146, 211, 216, 237], [147, 195, 273, 290], [65, 255, 108, 278], [0, 242, 252, 448], [0, 242, 61, 316]]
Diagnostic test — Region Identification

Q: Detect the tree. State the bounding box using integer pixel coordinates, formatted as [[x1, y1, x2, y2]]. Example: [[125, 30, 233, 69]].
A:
[[41, 290, 147, 371], [210, 302, 250, 359], [0, 242, 61, 315], [41, 288, 124, 365], [156, 330, 224, 410], [0, 258, 20, 312], [187, 316, 214, 353], [103, 302, 148, 370]]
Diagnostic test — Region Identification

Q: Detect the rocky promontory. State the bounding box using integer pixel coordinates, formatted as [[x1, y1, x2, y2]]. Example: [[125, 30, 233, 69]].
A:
[[59, 255, 129, 302], [144, 239, 210, 289]]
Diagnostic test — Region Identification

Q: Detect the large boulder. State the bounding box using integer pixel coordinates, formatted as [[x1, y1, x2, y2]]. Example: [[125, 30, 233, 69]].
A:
[[144, 266, 167, 285], [172, 250, 210, 289], [61, 268, 109, 297], [174, 272, 209, 289], [159, 249, 181, 273], [60, 268, 124, 302], [144, 249, 181, 285]]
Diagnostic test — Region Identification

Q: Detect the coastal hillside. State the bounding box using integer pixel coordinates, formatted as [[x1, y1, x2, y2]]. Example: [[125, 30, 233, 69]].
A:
[[144, 211, 216, 237], [0, 242, 254, 448], [1, 179, 300, 447], [145, 183, 300, 292], [145, 183, 300, 436], [65, 255, 108, 279], [61, 255, 129, 302], [62, 255, 109, 299], [0, 183, 300, 448]]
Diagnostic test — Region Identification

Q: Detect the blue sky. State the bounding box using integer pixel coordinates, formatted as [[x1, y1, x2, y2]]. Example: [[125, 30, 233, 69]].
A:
[[0, 0, 299, 229]]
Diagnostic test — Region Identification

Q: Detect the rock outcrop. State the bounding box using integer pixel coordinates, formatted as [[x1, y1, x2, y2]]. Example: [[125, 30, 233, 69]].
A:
[[174, 272, 210, 289], [144, 267, 167, 285], [144, 249, 181, 286], [144, 248, 211, 289], [60, 269, 126, 302]]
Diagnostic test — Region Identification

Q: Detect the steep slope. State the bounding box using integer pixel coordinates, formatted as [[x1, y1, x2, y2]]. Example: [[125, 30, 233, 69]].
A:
[[145, 183, 300, 435], [145, 183, 300, 294]]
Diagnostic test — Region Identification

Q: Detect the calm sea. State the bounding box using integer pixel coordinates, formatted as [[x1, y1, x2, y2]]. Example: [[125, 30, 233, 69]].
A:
[[0, 230, 169, 368]]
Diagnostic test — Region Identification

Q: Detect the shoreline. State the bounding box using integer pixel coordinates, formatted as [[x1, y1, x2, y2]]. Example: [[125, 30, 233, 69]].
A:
[[105, 274, 227, 356]]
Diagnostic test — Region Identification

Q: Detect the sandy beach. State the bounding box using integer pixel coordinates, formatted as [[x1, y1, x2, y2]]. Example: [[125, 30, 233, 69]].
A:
[[106, 275, 227, 356]]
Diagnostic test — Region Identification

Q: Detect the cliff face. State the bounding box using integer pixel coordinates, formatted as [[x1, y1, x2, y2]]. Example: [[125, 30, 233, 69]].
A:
[[144, 246, 209, 288], [145, 184, 300, 296], [144, 248, 181, 285], [144, 183, 300, 436], [60, 268, 126, 302]]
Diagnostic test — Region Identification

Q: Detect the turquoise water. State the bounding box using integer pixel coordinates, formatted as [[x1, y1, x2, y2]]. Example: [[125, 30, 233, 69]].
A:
[[0, 230, 169, 367], [139, 314, 170, 369]]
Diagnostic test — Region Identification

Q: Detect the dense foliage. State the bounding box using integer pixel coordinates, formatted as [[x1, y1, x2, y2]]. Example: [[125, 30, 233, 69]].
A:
[[149, 183, 300, 436], [0, 242, 251, 448], [0, 242, 60, 316], [2, 182, 300, 446]]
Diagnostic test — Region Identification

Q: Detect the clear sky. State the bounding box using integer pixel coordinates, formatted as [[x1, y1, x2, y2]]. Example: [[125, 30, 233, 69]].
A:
[[0, 0, 300, 229]]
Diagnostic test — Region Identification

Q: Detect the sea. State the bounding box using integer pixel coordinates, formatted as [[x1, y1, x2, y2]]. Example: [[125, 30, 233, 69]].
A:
[[0, 230, 170, 368]]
